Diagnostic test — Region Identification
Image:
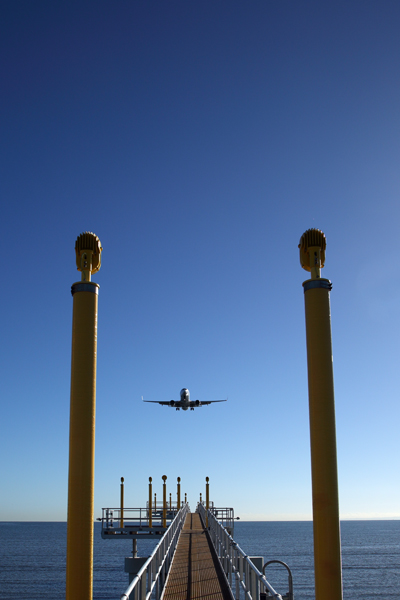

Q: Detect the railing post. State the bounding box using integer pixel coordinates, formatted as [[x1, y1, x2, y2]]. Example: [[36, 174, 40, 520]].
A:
[[299, 229, 343, 600], [141, 571, 146, 600], [120, 477, 124, 528], [250, 567, 259, 600], [177, 477, 181, 510], [184, 492, 187, 505], [66, 232, 102, 600], [149, 477, 152, 528], [228, 540, 232, 589], [162, 475, 167, 528]]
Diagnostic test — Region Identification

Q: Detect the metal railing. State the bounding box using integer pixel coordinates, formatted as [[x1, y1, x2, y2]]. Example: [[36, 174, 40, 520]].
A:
[[197, 502, 236, 534], [120, 502, 190, 600], [100, 505, 178, 535], [101, 507, 151, 529], [197, 503, 285, 600]]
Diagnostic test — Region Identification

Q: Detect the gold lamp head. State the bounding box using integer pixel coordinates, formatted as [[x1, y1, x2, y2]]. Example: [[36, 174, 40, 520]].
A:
[[75, 232, 102, 282], [299, 228, 326, 279]]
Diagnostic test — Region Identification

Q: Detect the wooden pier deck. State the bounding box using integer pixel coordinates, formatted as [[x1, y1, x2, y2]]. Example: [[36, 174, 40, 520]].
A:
[[162, 512, 232, 600]]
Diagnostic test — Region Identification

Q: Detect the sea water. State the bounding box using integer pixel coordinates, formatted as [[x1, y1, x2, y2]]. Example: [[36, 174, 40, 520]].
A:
[[233, 521, 400, 599], [0, 521, 398, 599]]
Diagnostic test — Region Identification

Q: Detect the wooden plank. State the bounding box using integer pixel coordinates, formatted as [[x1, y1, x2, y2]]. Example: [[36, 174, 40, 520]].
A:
[[163, 513, 232, 600]]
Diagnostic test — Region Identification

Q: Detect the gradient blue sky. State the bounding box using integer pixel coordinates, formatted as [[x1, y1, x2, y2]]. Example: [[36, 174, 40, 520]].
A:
[[1, 1, 399, 521]]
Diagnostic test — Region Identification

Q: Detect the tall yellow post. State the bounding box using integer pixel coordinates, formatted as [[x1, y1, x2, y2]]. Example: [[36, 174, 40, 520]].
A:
[[66, 232, 102, 600], [205, 477, 209, 527], [120, 477, 124, 528], [299, 229, 343, 600], [177, 477, 181, 511], [149, 477, 153, 528], [162, 475, 167, 527]]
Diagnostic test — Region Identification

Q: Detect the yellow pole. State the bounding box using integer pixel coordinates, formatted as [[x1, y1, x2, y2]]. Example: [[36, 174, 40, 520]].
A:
[[120, 477, 124, 528], [206, 477, 209, 527], [66, 232, 102, 600], [299, 229, 343, 600], [149, 477, 153, 528], [162, 475, 167, 527], [177, 477, 181, 512]]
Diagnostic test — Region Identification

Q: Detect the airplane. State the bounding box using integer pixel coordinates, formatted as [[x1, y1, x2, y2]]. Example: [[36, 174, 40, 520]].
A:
[[143, 388, 227, 411]]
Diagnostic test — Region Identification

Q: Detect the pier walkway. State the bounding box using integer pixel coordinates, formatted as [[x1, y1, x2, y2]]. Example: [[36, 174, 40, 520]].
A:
[[163, 512, 232, 600], [102, 485, 286, 600]]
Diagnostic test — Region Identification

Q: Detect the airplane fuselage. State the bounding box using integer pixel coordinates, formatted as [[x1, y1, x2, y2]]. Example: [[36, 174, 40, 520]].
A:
[[169, 389, 200, 410], [180, 388, 189, 410]]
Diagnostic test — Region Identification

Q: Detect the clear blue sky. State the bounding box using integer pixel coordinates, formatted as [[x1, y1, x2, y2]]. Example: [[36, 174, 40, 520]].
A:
[[1, 1, 399, 521]]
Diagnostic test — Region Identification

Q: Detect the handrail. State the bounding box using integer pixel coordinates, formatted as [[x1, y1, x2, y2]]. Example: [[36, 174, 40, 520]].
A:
[[197, 503, 284, 600], [197, 502, 235, 534], [100, 505, 178, 531], [120, 502, 190, 600]]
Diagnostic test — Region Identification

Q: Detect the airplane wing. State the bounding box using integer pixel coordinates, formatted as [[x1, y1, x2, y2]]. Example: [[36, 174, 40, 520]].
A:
[[190, 399, 227, 406], [143, 401, 171, 406], [202, 399, 227, 405]]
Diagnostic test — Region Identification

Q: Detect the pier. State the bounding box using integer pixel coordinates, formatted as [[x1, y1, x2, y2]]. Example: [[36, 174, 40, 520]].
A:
[[99, 477, 290, 600]]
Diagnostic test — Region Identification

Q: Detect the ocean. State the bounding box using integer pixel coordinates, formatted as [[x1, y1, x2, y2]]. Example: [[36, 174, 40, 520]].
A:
[[0, 520, 398, 599]]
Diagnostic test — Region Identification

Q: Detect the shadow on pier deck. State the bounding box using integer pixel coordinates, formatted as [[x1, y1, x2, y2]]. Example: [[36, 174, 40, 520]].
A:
[[163, 512, 233, 600]]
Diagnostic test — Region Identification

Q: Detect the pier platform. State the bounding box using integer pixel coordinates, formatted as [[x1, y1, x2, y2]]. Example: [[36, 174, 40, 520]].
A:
[[163, 512, 232, 600]]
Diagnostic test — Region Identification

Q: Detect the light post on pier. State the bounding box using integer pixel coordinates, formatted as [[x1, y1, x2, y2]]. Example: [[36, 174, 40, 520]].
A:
[[205, 477, 209, 527], [66, 232, 102, 600], [299, 228, 343, 600], [177, 477, 181, 509], [149, 477, 153, 527], [120, 477, 124, 528], [162, 475, 167, 528]]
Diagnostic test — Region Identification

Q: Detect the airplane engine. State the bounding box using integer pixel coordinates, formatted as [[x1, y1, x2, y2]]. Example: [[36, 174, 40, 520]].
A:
[[170, 400, 175, 407], [195, 399, 200, 406]]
